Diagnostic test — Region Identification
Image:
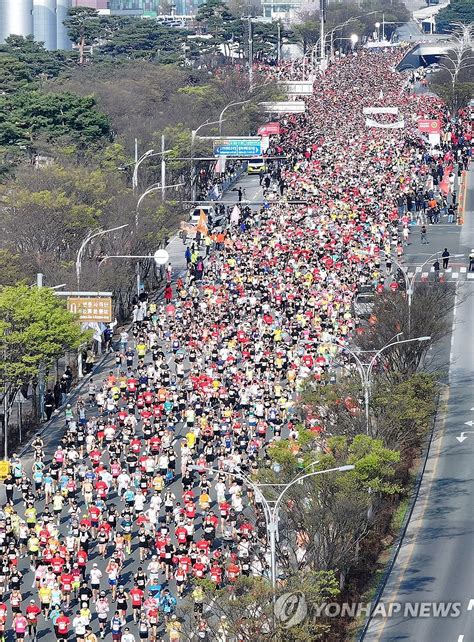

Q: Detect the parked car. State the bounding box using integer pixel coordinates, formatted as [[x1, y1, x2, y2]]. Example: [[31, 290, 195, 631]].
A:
[[189, 205, 216, 225], [187, 205, 227, 230], [353, 285, 375, 319]]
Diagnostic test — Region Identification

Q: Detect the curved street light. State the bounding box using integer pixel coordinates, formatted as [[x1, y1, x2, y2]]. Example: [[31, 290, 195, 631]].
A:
[[308, 336, 431, 435], [190, 119, 223, 202], [136, 182, 185, 227], [132, 149, 154, 193], [219, 100, 251, 136], [191, 463, 354, 590], [76, 224, 129, 291], [356, 248, 464, 333]]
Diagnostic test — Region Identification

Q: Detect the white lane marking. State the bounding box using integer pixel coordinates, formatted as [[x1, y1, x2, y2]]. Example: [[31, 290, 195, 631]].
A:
[[446, 267, 452, 273], [430, 267, 434, 272], [457, 635, 464, 642], [460, 267, 467, 273], [415, 266, 422, 273], [452, 273, 459, 279]]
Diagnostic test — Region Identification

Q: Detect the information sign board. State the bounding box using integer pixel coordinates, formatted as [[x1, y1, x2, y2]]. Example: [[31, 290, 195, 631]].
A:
[[213, 138, 262, 157], [67, 297, 112, 323]]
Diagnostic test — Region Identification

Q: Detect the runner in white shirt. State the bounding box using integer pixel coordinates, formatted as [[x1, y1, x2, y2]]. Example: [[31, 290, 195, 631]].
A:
[[89, 564, 103, 600]]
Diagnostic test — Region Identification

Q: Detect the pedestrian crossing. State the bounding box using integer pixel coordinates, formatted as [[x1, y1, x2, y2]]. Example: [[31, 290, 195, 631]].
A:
[[407, 267, 474, 281]]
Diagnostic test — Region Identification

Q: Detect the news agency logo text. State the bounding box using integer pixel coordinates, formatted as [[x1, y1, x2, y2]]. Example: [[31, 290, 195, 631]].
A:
[[315, 601, 463, 619], [274, 594, 474, 629]]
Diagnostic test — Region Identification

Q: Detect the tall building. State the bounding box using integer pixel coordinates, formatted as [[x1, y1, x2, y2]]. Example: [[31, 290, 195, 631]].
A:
[[71, 0, 109, 8]]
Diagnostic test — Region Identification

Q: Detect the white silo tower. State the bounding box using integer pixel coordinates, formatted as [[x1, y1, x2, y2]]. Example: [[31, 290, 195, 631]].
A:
[[0, 0, 34, 44], [56, 0, 72, 50], [33, 0, 57, 50]]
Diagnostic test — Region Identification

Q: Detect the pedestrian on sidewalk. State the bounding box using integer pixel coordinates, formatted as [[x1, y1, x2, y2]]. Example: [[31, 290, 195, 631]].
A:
[[442, 248, 450, 269], [44, 390, 55, 421], [53, 381, 61, 409], [420, 225, 428, 244], [469, 250, 474, 272]]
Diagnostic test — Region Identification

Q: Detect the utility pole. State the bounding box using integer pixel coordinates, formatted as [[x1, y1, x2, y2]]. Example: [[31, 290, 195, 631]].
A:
[[37, 273, 45, 425], [320, 0, 326, 69], [134, 138, 139, 192], [3, 343, 7, 461], [248, 16, 253, 91], [134, 138, 141, 298], [161, 134, 166, 203], [277, 22, 281, 65]]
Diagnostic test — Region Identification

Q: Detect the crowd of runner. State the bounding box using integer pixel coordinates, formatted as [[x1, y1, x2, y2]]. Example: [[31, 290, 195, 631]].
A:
[[0, 48, 472, 642]]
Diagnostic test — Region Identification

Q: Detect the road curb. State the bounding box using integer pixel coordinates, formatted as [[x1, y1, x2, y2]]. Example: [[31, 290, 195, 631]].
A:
[[458, 170, 467, 225]]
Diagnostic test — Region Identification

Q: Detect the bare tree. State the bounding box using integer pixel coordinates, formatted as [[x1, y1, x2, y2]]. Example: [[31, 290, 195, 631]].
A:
[[432, 22, 474, 108]]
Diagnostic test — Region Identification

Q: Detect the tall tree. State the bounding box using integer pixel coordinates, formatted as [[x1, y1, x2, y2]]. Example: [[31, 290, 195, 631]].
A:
[[64, 7, 102, 65], [0, 284, 86, 387], [0, 90, 110, 153], [436, 0, 474, 33], [0, 35, 68, 79]]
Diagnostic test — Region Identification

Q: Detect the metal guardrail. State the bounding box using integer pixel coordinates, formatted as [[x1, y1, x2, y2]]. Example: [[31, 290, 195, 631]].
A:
[[204, 164, 246, 201]]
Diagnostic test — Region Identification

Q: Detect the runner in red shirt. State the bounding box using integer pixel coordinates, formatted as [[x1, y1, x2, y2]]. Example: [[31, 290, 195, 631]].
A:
[[51, 554, 65, 576], [175, 526, 188, 547], [55, 612, 70, 642], [77, 549, 88, 578], [127, 377, 138, 396], [60, 570, 74, 606], [227, 561, 240, 583], [129, 586, 144, 624], [26, 600, 41, 640], [210, 562, 223, 587]]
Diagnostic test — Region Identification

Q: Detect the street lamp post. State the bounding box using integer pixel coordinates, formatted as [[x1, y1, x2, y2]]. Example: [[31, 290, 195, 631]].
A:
[[76, 225, 129, 291], [136, 182, 185, 228], [311, 11, 380, 72], [336, 34, 359, 54], [309, 336, 431, 435], [218, 100, 251, 136], [133, 182, 183, 296], [193, 463, 355, 590], [247, 16, 254, 91], [191, 119, 222, 203], [356, 249, 464, 335], [133, 146, 155, 193]]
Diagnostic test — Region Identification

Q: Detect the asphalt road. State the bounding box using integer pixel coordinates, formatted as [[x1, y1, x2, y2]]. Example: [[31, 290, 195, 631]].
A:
[[0, 172, 263, 641], [363, 166, 474, 641]]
